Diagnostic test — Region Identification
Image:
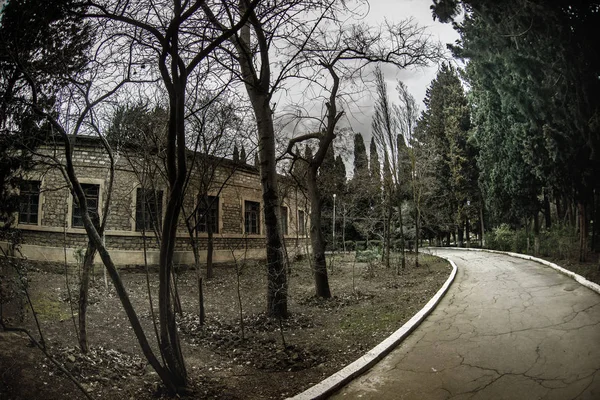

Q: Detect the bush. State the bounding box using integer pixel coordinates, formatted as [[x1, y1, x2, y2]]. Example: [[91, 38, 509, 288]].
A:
[[355, 248, 381, 263], [540, 225, 579, 259], [512, 228, 530, 253], [354, 241, 366, 251], [344, 241, 356, 251], [368, 240, 381, 250], [488, 224, 513, 251]]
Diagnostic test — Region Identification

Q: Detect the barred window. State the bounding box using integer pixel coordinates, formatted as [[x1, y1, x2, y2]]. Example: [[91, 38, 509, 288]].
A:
[[135, 188, 163, 232], [196, 196, 219, 233], [280, 206, 288, 236], [72, 184, 100, 228], [298, 210, 306, 236], [244, 200, 260, 234], [19, 181, 40, 225]]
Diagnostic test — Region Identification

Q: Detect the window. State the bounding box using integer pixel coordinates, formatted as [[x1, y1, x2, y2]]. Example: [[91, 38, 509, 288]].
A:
[[135, 188, 163, 232], [196, 195, 219, 233], [244, 200, 260, 234], [19, 181, 40, 225], [72, 184, 100, 228], [280, 206, 288, 235], [298, 210, 306, 236]]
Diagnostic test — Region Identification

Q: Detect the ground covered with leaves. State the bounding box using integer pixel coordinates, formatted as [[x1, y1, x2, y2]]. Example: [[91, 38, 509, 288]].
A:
[[0, 252, 450, 399]]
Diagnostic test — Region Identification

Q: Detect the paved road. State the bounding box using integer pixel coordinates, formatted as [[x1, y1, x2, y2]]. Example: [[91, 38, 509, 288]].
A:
[[331, 249, 600, 400]]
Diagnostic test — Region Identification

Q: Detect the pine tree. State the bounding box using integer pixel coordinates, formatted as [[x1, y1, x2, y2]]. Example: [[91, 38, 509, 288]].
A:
[[369, 137, 381, 184], [352, 133, 368, 180], [233, 144, 240, 163]]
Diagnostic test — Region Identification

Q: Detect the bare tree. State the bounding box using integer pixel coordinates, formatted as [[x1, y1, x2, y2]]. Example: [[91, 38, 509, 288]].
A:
[[283, 18, 442, 295], [1, 0, 260, 392], [203, 0, 351, 317], [396, 80, 421, 267]]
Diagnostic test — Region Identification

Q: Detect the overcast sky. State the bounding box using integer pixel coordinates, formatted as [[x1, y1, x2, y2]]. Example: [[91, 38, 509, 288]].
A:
[[344, 0, 460, 143]]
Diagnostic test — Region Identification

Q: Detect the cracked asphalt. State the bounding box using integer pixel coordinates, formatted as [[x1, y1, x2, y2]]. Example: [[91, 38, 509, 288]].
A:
[[331, 249, 600, 400]]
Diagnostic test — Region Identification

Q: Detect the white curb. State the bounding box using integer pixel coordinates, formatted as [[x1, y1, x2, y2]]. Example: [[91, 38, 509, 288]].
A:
[[430, 247, 600, 295], [287, 254, 458, 400]]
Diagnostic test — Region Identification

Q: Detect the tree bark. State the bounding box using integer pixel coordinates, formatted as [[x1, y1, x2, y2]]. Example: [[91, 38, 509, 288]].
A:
[[78, 242, 96, 353], [306, 170, 331, 298], [579, 201, 587, 262], [465, 218, 471, 248], [255, 104, 288, 317], [397, 196, 406, 273], [206, 223, 214, 279], [543, 188, 552, 229], [533, 212, 540, 256], [385, 204, 392, 268], [480, 206, 485, 247]]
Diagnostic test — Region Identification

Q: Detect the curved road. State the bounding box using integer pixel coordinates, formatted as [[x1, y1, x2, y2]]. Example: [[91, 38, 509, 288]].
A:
[[332, 249, 600, 400]]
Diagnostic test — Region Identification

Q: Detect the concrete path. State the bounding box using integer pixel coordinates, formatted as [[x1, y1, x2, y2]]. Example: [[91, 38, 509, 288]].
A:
[[331, 249, 600, 400]]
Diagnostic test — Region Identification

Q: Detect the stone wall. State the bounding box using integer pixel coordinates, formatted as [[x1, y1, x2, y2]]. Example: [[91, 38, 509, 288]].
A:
[[13, 138, 310, 265]]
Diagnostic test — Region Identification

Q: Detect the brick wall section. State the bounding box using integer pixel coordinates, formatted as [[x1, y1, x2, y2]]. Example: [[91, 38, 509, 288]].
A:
[[17, 138, 310, 259]]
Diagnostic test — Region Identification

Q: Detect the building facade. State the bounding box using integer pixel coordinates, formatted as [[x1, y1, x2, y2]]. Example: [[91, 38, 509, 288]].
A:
[[7, 136, 309, 265]]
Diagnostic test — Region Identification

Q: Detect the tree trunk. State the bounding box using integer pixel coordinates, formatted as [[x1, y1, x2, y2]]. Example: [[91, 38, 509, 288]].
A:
[[255, 104, 288, 317], [157, 81, 189, 389], [533, 212, 540, 256], [385, 205, 392, 268], [78, 242, 96, 353], [465, 218, 470, 248], [307, 169, 331, 298], [414, 205, 420, 268], [556, 194, 564, 224], [397, 197, 406, 273], [543, 188, 552, 229], [234, 14, 288, 318], [526, 217, 530, 253], [206, 225, 214, 279], [579, 201, 587, 262], [480, 206, 485, 247], [457, 222, 464, 247]]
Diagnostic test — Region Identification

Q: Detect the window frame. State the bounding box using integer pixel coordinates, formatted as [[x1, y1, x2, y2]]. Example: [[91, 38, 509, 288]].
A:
[[244, 200, 260, 235], [280, 205, 288, 236], [18, 180, 41, 225], [72, 183, 100, 228], [297, 209, 306, 236], [195, 195, 219, 234], [135, 187, 164, 232]]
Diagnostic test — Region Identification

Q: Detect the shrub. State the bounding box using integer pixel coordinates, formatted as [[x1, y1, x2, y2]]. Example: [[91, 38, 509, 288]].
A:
[[368, 240, 381, 250], [512, 228, 530, 253], [354, 241, 366, 251], [489, 224, 513, 251], [344, 241, 356, 251]]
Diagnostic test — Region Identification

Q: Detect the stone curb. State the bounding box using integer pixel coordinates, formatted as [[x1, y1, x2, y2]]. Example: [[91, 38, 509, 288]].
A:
[[431, 247, 600, 295], [287, 253, 458, 400]]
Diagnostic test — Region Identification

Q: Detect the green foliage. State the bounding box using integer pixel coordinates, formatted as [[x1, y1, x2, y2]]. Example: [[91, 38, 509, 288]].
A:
[[436, 0, 600, 231], [415, 64, 479, 239], [344, 241, 356, 251], [0, 0, 91, 224], [485, 224, 579, 259], [486, 224, 513, 252], [539, 226, 579, 260], [368, 240, 382, 250], [354, 241, 366, 251], [355, 247, 382, 263]]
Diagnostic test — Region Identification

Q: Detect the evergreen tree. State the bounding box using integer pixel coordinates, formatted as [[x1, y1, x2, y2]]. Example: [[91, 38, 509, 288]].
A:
[[233, 144, 240, 163], [352, 133, 369, 180], [416, 64, 478, 245], [334, 155, 347, 197], [369, 137, 381, 185], [240, 145, 247, 163]]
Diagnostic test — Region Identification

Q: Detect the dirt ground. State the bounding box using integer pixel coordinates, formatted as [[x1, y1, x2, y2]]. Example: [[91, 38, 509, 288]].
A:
[[0, 252, 450, 400]]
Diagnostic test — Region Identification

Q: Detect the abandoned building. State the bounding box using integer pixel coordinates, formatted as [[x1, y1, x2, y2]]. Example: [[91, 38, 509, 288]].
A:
[[7, 135, 309, 265]]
